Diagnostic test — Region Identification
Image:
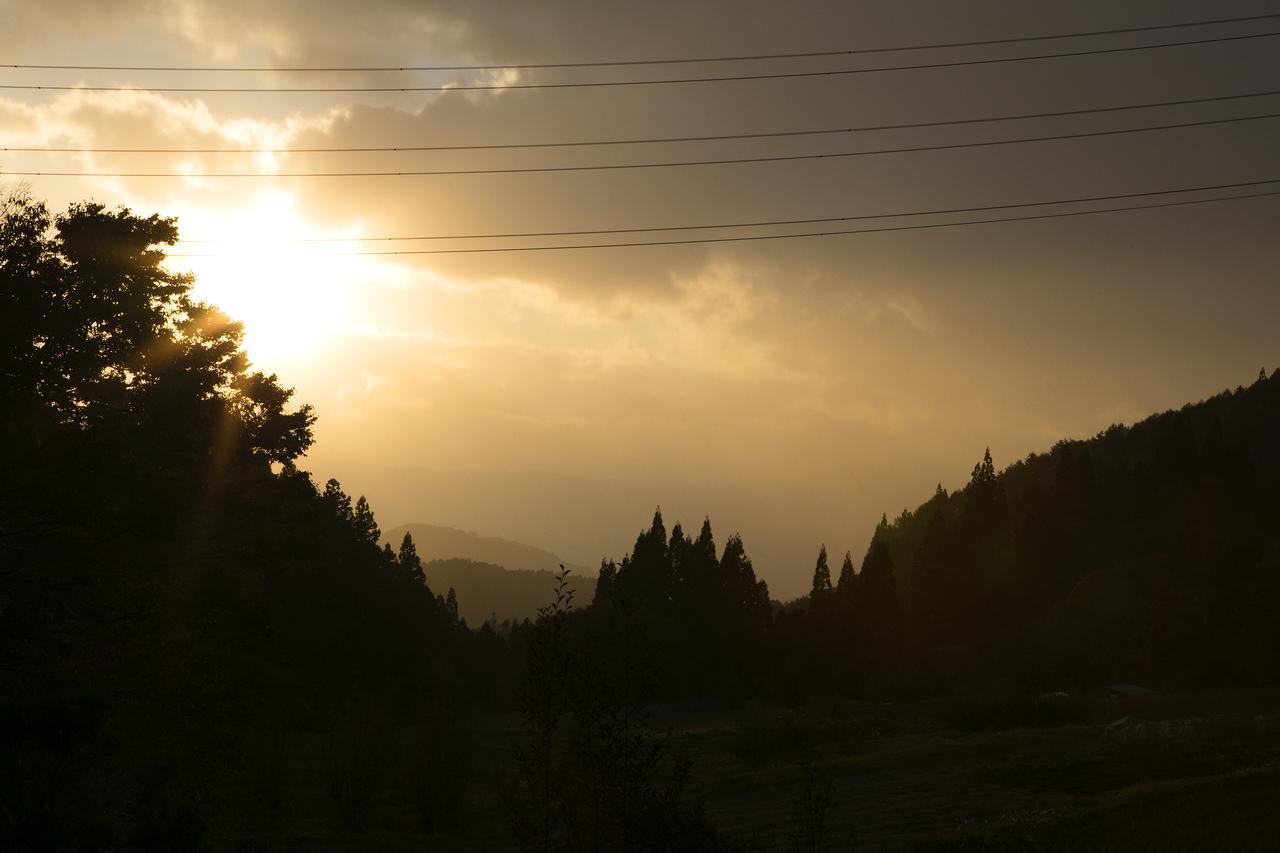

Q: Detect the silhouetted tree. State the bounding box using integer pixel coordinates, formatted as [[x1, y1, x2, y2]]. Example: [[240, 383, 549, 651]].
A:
[[323, 478, 354, 522], [617, 508, 670, 612], [399, 531, 426, 585], [836, 551, 856, 598], [851, 515, 903, 670], [809, 545, 833, 605], [352, 495, 380, 545], [594, 559, 617, 605]]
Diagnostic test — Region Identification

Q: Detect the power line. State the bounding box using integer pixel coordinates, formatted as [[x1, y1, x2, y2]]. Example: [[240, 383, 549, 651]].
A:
[[172, 177, 1280, 244], [166, 187, 1280, 257], [9, 111, 1278, 178], [7, 12, 1279, 72], [4, 30, 1278, 94], [7, 89, 1279, 155]]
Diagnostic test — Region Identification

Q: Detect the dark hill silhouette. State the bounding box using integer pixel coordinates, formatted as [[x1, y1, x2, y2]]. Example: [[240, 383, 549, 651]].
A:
[[884, 370, 1280, 592], [420, 557, 596, 626], [772, 369, 1280, 696]]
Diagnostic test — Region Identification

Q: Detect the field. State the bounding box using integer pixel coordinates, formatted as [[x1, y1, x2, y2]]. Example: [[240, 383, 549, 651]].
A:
[[214, 687, 1280, 851]]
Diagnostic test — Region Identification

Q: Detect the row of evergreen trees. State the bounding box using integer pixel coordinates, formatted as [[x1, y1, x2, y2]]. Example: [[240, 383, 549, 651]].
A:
[[593, 514, 771, 695]]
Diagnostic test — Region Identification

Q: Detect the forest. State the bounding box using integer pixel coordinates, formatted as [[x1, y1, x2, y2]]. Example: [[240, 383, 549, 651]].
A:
[[4, 194, 1280, 850]]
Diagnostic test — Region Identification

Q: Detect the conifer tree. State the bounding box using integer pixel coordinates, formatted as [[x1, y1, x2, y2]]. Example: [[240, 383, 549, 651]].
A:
[[720, 534, 770, 617], [668, 521, 690, 601], [639, 508, 667, 558], [693, 518, 717, 564], [594, 559, 617, 605], [399, 532, 426, 585], [972, 448, 996, 485], [620, 508, 670, 610], [810, 545, 832, 603], [962, 448, 1007, 536], [689, 518, 719, 605], [853, 516, 903, 666], [323, 478, 353, 522], [836, 551, 856, 597], [352, 495, 379, 546]]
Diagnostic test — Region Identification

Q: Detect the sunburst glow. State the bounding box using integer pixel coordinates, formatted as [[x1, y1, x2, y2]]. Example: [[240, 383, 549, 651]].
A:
[[174, 191, 361, 368]]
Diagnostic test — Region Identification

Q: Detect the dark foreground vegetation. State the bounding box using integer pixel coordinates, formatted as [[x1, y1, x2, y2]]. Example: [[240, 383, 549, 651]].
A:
[[4, 194, 1280, 850]]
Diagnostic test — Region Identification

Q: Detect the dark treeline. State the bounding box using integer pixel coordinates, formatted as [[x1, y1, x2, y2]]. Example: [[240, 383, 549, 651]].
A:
[[4, 194, 1280, 849]]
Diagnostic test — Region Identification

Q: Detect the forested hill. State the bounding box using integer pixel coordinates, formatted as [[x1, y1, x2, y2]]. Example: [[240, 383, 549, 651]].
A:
[[380, 524, 594, 625], [418, 557, 596, 626], [886, 369, 1280, 587], [832, 369, 1280, 693]]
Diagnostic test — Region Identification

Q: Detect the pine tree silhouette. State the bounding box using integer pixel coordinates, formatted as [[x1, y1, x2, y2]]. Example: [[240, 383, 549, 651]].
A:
[[810, 545, 833, 605]]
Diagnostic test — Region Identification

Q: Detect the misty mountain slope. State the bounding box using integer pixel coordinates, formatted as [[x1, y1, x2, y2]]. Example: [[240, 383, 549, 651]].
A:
[[382, 523, 593, 624], [420, 558, 596, 626], [867, 369, 1280, 690]]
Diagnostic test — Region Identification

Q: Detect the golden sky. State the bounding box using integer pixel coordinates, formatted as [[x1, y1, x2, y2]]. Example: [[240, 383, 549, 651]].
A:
[[4, 0, 1278, 596]]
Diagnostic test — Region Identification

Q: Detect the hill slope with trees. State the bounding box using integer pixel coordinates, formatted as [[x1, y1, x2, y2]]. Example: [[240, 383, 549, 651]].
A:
[[381, 523, 594, 624], [779, 370, 1280, 697], [417, 556, 597, 626]]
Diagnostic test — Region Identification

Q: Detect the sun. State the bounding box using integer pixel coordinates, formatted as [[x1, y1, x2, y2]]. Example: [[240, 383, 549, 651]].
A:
[[174, 191, 360, 370]]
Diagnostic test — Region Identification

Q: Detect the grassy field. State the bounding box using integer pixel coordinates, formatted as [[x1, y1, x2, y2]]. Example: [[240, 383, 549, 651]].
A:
[[214, 688, 1280, 851]]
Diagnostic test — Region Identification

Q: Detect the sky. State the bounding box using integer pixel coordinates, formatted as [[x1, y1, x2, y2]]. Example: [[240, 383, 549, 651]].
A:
[[3, 0, 1278, 598]]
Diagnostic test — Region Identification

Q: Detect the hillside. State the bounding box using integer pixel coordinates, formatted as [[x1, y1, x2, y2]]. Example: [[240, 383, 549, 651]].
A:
[[421, 558, 596, 626], [865, 368, 1280, 692], [382, 523, 593, 624]]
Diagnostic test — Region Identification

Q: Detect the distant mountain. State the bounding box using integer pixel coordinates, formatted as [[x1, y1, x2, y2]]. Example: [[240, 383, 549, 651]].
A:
[[382, 523, 593, 624]]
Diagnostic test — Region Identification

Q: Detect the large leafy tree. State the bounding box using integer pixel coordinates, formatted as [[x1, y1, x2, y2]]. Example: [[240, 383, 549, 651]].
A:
[[1, 191, 313, 464]]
